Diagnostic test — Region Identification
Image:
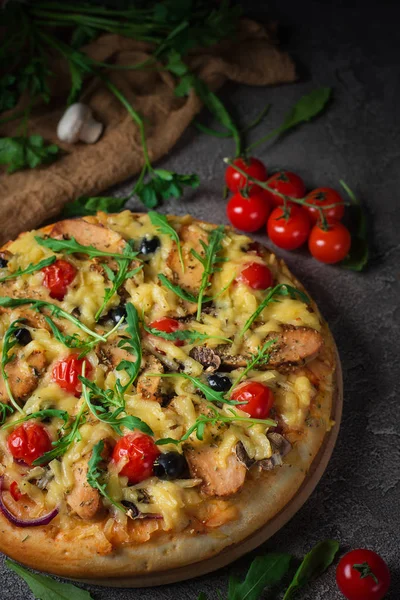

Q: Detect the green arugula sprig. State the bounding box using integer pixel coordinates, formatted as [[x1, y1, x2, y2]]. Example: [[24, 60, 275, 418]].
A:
[[33, 403, 86, 466], [1, 319, 27, 415], [158, 274, 200, 304], [35, 236, 138, 261], [156, 403, 276, 446], [143, 322, 231, 345], [148, 210, 184, 272], [230, 339, 277, 391], [0, 135, 59, 174], [87, 440, 125, 512], [191, 225, 226, 320], [151, 372, 243, 407], [114, 303, 142, 399], [1, 408, 69, 431], [81, 377, 152, 436], [0, 297, 107, 342], [0, 256, 56, 283], [241, 284, 309, 336], [227, 553, 292, 600]]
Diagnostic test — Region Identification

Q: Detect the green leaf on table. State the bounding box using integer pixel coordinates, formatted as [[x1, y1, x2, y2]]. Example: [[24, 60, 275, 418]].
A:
[[61, 195, 129, 218], [6, 559, 93, 600], [282, 540, 340, 599], [228, 553, 292, 600], [0, 74, 18, 112], [0, 135, 59, 174], [279, 87, 332, 134], [339, 180, 369, 271], [135, 171, 200, 209]]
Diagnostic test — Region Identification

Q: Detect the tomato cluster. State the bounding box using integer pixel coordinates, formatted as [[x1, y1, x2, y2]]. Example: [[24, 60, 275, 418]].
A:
[[225, 158, 351, 265]]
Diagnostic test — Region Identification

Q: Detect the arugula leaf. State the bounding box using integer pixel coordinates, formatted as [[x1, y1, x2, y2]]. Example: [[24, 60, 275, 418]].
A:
[[33, 404, 86, 466], [0, 255, 56, 283], [282, 540, 340, 599], [155, 373, 243, 407], [228, 553, 292, 600], [87, 440, 125, 512], [241, 284, 309, 336], [148, 210, 184, 272], [143, 322, 230, 344], [2, 409, 69, 431], [158, 274, 199, 304], [61, 195, 128, 218], [1, 319, 26, 415], [0, 402, 13, 427], [6, 559, 93, 600], [35, 236, 138, 261], [231, 339, 277, 390], [339, 181, 369, 271], [0, 135, 59, 174], [135, 170, 200, 209], [115, 302, 142, 396], [191, 225, 226, 320]]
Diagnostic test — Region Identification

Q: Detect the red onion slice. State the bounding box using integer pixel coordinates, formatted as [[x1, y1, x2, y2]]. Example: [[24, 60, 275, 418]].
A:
[[0, 477, 59, 528]]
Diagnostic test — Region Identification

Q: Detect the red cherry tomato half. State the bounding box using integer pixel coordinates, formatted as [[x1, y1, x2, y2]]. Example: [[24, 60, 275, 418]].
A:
[[52, 354, 92, 397], [149, 317, 184, 347], [227, 191, 271, 233], [42, 259, 77, 301], [304, 187, 345, 223], [267, 205, 311, 250], [336, 549, 391, 600], [308, 220, 351, 264], [265, 171, 306, 207], [112, 433, 160, 484], [225, 157, 268, 193], [7, 422, 52, 466], [237, 262, 273, 290], [231, 382, 275, 419], [9, 481, 25, 501]]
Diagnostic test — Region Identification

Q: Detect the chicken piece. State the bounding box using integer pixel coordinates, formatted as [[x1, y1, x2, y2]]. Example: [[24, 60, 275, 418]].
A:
[[216, 325, 323, 372], [136, 354, 164, 402], [66, 458, 101, 520], [50, 219, 126, 254], [0, 349, 48, 404], [96, 338, 135, 371], [166, 223, 209, 296], [185, 445, 246, 497]]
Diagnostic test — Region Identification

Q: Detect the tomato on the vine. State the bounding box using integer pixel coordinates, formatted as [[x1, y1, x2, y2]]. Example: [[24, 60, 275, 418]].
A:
[[336, 549, 390, 600], [149, 317, 184, 347], [112, 433, 160, 484], [267, 205, 311, 250], [7, 422, 52, 465], [237, 262, 273, 290], [42, 259, 77, 301], [52, 354, 92, 397], [308, 220, 351, 264], [265, 171, 306, 206], [227, 191, 271, 232], [225, 157, 268, 193], [304, 187, 345, 223], [231, 382, 274, 418]]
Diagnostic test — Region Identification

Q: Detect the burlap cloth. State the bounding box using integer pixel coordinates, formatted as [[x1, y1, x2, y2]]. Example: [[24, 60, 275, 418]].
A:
[[0, 19, 295, 245]]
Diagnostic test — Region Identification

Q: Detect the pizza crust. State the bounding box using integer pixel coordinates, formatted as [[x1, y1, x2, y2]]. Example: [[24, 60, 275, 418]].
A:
[[0, 213, 340, 580]]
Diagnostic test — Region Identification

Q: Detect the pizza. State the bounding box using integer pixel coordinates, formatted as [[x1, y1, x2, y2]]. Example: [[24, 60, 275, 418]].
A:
[[0, 211, 338, 579]]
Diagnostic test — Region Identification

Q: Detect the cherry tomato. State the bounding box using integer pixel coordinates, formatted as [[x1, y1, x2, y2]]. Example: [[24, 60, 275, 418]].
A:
[[149, 317, 184, 347], [237, 262, 273, 290], [336, 549, 391, 600], [267, 205, 311, 250], [265, 171, 306, 207], [52, 354, 92, 397], [231, 382, 274, 418], [304, 187, 345, 223], [225, 157, 268, 193], [112, 433, 160, 484], [9, 481, 25, 501], [308, 220, 351, 264], [42, 259, 77, 301], [227, 191, 271, 233], [7, 422, 52, 466]]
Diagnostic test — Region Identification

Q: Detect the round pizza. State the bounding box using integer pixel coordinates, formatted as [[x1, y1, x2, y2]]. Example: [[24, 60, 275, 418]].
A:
[[0, 211, 338, 579]]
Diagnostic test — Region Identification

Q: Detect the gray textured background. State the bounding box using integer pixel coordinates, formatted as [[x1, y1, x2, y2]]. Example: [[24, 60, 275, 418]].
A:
[[1, 0, 400, 597]]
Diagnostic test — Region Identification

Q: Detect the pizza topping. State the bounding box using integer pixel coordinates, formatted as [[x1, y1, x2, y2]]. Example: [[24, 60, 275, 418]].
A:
[[52, 355, 92, 397], [0, 347, 48, 406], [109, 304, 127, 325], [231, 382, 275, 419], [259, 433, 292, 470], [153, 452, 188, 480], [0, 255, 9, 268], [7, 422, 52, 465], [207, 373, 231, 392], [67, 457, 102, 520], [0, 477, 59, 528], [139, 236, 161, 256], [49, 218, 126, 255], [148, 317, 184, 347], [112, 433, 160, 485], [190, 347, 221, 372], [41, 259, 77, 301], [13, 327, 32, 346], [185, 445, 246, 497], [9, 481, 25, 501], [237, 262, 273, 290], [136, 354, 164, 402]]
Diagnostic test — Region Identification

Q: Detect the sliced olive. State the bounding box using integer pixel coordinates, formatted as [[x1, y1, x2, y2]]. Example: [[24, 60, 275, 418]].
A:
[[14, 328, 32, 346], [109, 305, 127, 324], [207, 373, 231, 392], [153, 452, 188, 480], [139, 236, 160, 256], [0, 257, 8, 268]]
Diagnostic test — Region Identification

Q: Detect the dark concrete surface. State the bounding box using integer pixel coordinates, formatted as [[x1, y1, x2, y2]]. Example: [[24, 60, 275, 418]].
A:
[[1, 0, 399, 598]]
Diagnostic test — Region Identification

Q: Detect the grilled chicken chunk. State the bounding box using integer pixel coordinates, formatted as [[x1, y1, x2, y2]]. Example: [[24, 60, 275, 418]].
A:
[[96, 338, 136, 371], [216, 325, 323, 372], [67, 458, 101, 520], [0, 349, 48, 404], [136, 354, 164, 402], [166, 223, 209, 296], [50, 219, 126, 254], [185, 445, 246, 497]]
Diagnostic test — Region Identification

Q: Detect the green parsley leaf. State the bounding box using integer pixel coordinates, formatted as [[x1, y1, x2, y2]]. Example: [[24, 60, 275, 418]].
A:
[[148, 210, 184, 272], [61, 195, 128, 218], [0, 135, 59, 174], [135, 171, 200, 209], [228, 553, 292, 600], [0, 256, 56, 283], [87, 440, 125, 512], [282, 540, 340, 599], [339, 181, 369, 271], [6, 559, 93, 600]]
